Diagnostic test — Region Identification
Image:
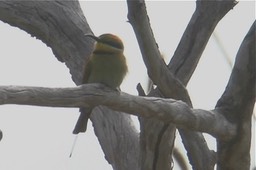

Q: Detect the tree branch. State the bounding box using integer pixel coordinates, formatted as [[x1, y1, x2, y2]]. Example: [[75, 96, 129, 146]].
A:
[[0, 1, 92, 84], [126, 0, 236, 169], [127, 1, 238, 169], [216, 21, 256, 170], [167, 1, 237, 168], [127, 0, 190, 102], [169, 0, 237, 85], [127, 1, 183, 169], [0, 84, 236, 139]]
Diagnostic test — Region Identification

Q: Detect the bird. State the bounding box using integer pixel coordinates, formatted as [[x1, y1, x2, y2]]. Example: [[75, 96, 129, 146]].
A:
[[72, 33, 128, 134]]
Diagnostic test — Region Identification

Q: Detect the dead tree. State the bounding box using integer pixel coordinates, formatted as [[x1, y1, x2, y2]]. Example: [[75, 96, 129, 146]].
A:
[[0, 1, 255, 170]]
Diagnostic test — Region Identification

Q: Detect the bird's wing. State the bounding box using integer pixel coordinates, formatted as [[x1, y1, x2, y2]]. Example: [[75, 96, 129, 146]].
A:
[[82, 58, 92, 83], [72, 57, 93, 134]]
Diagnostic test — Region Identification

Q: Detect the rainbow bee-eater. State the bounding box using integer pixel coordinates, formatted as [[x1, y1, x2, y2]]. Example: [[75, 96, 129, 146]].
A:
[[73, 33, 128, 134]]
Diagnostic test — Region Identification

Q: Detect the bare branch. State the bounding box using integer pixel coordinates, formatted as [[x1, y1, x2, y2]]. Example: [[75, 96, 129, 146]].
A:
[[127, 1, 208, 169], [0, 84, 236, 139], [216, 21, 255, 170], [167, 1, 238, 169], [0, 1, 92, 84], [169, 0, 237, 85], [173, 148, 189, 170], [127, 1, 238, 169], [1, 1, 252, 169], [127, 0, 190, 102], [127, 1, 183, 168]]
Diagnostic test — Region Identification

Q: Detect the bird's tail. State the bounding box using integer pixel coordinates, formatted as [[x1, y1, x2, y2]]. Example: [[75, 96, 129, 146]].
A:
[[73, 107, 92, 134]]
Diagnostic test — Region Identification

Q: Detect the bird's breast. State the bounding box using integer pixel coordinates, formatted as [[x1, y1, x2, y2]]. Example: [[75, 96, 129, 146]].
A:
[[88, 54, 127, 88]]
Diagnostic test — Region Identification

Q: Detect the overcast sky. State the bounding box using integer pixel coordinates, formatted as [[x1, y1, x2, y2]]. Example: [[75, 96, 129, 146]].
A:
[[0, 1, 255, 170]]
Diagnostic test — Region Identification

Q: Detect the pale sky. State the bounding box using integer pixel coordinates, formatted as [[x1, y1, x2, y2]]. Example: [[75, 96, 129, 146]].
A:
[[0, 1, 255, 170]]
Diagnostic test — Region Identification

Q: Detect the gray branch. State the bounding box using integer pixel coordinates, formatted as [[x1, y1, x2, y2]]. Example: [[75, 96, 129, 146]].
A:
[[0, 84, 236, 139], [0, 1, 92, 84], [169, 0, 238, 86], [216, 21, 255, 170], [127, 0, 236, 169]]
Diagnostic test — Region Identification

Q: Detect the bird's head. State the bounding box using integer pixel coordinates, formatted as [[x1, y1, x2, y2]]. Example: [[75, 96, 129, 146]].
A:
[[85, 33, 124, 54]]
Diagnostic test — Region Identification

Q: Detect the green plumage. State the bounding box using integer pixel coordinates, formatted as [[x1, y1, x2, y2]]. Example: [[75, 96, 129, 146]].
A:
[[85, 53, 127, 88], [73, 33, 128, 134]]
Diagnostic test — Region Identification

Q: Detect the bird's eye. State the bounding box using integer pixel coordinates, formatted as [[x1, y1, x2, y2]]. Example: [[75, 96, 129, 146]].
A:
[[98, 34, 124, 50], [102, 40, 123, 50]]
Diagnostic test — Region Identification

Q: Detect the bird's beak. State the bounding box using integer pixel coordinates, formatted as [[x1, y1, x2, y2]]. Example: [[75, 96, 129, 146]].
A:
[[84, 34, 101, 42]]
